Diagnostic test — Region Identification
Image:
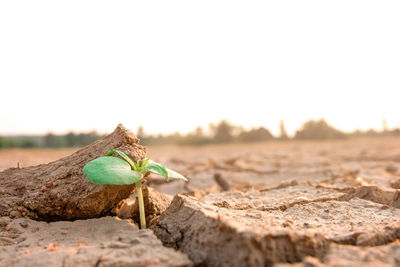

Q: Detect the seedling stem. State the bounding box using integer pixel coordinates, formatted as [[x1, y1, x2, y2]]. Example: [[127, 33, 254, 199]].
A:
[[136, 181, 146, 229]]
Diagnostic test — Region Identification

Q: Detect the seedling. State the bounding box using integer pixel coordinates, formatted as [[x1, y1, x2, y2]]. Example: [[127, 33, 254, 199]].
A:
[[83, 150, 188, 229]]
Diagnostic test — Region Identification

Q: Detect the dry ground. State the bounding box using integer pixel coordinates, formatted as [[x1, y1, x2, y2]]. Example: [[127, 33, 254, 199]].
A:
[[1, 138, 400, 194], [1, 137, 400, 266]]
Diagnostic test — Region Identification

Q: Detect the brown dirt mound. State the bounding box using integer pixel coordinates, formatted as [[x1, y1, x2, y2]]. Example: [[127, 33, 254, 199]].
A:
[[0, 124, 146, 221]]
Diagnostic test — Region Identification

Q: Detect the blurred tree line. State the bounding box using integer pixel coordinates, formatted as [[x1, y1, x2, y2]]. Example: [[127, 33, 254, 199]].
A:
[[137, 119, 400, 146], [1, 119, 399, 149], [0, 131, 104, 149]]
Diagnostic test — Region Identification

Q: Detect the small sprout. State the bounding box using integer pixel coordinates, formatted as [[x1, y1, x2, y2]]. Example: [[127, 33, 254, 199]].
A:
[[83, 150, 188, 229]]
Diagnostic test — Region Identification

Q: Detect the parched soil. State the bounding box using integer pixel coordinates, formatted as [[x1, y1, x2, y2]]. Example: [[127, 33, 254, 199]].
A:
[[1, 136, 400, 266]]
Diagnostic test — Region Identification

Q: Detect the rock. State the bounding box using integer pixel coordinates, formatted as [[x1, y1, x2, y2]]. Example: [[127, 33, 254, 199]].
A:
[[0, 124, 146, 221], [154, 186, 400, 266], [0, 216, 192, 267], [116, 186, 173, 227], [19, 221, 28, 228], [214, 172, 231, 191]]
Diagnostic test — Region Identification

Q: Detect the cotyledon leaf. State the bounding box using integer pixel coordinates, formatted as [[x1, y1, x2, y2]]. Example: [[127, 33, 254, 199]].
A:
[[144, 160, 188, 181], [143, 160, 168, 180], [166, 167, 188, 181], [105, 150, 137, 170], [83, 156, 143, 185]]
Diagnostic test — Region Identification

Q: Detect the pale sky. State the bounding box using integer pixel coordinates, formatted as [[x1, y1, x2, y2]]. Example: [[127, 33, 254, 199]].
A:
[[0, 1, 399, 136]]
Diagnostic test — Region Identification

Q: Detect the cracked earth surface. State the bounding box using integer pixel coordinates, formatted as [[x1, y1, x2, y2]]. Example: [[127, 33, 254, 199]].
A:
[[1, 137, 400, 266]]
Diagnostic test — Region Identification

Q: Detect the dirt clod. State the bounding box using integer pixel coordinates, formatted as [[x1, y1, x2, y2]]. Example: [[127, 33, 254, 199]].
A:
[[0, 216, 192, 267], [0, 124, 146, 221], [154, 186, 400, 266]]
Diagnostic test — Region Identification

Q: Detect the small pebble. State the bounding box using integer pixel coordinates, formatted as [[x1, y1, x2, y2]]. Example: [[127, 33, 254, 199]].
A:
[[19, 221, 29, 228], [10, 211, 21, 218]]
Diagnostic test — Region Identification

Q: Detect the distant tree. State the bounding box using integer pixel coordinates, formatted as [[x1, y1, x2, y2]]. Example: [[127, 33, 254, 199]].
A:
[[279, 120, 289, 140], [20, 139, 38, 148], [0, 137, 17, 148], [44, 133, 60, 147], [210, 120, 235, 144], [294, 119, 346, 140], [177, 126, 211, 145], [65, 132, 77, 147], [76, 131, 101, 146], [177, 135, 211, 146], [44, 131, 102, 148], [238, 127, 274, 142], [0, 137, 6, 148]]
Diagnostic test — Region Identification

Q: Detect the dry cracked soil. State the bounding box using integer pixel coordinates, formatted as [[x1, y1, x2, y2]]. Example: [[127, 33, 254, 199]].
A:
[[1, 136, 400, 266]]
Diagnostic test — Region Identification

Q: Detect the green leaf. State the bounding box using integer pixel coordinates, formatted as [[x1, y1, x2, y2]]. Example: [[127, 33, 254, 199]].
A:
[[105, 150, 136, 170], [166, 167, 188, 181], [83, 156, 143, 185], [144, 160, 188, 181], [143, 160, 168, 180]]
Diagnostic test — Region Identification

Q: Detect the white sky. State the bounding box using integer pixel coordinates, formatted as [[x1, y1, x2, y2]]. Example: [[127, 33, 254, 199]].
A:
[[0, 1, 399, 136]]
